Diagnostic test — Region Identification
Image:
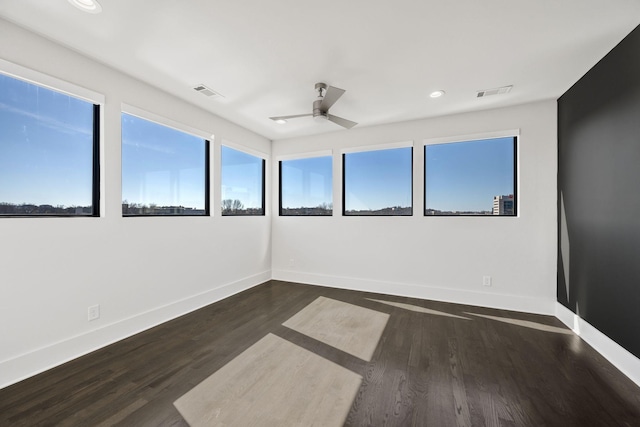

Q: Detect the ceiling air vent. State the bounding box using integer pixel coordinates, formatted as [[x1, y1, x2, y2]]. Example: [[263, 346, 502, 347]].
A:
[[193, 84, 220, 97], [477, 85, 513, 98]]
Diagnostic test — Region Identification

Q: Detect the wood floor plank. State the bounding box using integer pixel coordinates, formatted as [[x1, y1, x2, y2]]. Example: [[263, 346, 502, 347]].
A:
[[1, 280, 639, 426]]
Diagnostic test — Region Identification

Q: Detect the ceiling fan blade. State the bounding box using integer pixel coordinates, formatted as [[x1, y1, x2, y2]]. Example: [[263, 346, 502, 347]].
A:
[[327, 114, 357, 129], [319, 86, 346, 111], [269, 113, 312, 121]]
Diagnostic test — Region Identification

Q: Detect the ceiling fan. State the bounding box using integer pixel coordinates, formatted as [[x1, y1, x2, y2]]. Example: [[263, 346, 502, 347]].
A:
[[270, 82, 358, 129]]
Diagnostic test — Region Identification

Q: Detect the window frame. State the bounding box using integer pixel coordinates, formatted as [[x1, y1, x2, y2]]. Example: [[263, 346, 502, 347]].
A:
[[278, 151, 334, 217], [0, 59, 103, 218], [220, 143, 266, 217], [423, 133, 518, 217], [341, 142, 414, 217], [120, 106, 212, 217]]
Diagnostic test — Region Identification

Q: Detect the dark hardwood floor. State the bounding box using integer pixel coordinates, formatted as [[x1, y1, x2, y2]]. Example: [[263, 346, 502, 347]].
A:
[[1, 280, 639, 426]]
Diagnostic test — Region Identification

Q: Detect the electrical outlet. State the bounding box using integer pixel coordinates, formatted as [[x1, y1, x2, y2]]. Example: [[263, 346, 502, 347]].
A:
[[88, 304, 100, 321], [482, 276, 492, 287]]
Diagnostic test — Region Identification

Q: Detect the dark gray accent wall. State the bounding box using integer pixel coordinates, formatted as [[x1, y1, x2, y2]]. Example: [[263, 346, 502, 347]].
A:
[[558, 24, 640, 359]]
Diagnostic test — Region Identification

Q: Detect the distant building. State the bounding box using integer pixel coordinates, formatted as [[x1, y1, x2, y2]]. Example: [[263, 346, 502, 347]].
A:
[[493, 195, 515, 215]]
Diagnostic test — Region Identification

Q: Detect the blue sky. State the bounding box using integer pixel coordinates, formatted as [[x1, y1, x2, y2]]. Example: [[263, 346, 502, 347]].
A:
[[281, 156, 332, 209], [1, 72, 513, 214], [122, 113, 207, 209], [344, 147, 413, 211], [425, 137, 515, 212], [221, 145, 263, 209], [0, 73, 94, 207]]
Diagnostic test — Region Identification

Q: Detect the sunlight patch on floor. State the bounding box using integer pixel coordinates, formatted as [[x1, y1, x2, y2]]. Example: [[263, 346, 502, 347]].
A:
[[367, 298, 471, 320], [465, 312, 573, 335], [174, 333, 362, 427], [283, 296, 389, 362]]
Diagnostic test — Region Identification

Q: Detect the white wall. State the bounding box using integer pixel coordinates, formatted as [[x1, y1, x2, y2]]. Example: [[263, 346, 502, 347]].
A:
[[0, 17, 558, 389], [272, 101, 557, 314], [0, 19, 271, 388]]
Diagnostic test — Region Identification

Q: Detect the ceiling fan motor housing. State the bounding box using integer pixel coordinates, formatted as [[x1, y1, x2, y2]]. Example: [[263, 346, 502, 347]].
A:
[[313, 99, 328, 120]]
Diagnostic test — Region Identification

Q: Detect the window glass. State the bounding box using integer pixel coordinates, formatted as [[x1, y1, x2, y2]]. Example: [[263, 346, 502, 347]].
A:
[[121, 113, 209, 216], [424, 136, 516, 216], [221, 145, 264, 215], [280, 156, 332, 216], [0, 73, 97, 216], [343, 147, 412, 216]]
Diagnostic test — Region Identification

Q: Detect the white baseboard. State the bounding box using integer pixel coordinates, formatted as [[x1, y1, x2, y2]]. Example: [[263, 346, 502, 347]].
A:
[[272, 270, 555, 315], [555, 303, 640, 387], [554, 302, 579, 332], [0, 271, 271, 390]]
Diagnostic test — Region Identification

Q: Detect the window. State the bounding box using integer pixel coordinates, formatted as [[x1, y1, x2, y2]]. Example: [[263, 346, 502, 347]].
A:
[[0, 72, 99, 217], [280, 155, 332, 216], [424, 136, 516, 216], [343, 146, 412, 216], [121, 113, 209, 216], [221, 145, 265, 215]]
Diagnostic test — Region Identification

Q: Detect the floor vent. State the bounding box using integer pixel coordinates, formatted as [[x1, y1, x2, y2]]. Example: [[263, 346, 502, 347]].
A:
[[477, 85, 513, 98]]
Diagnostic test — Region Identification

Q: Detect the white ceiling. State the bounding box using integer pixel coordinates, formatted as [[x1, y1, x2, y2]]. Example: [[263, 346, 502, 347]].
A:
[[2, 0, 640, 140]]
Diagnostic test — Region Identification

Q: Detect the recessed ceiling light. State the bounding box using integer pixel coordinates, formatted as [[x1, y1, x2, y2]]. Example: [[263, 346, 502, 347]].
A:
[[68, 0, 102, 14], [274, 119, 287, 124], [430, 90, 445, 98]]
